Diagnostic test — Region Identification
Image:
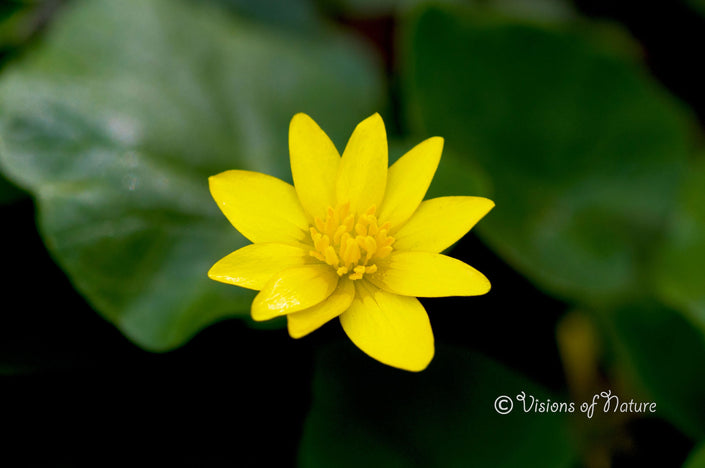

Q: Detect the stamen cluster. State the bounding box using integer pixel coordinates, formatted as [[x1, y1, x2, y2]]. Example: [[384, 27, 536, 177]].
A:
[[309, 202, 395, 280]]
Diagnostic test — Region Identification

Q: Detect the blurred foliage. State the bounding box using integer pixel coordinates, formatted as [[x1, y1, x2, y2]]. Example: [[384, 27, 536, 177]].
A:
[[401, 2, 705, 456], [653, 157, 705, 335], [600, 302, 705, 439], [402, 5, 692, 305], [0, 0, 383, 350], [1, 0, 705, 466], [300, 343, 576, 467]]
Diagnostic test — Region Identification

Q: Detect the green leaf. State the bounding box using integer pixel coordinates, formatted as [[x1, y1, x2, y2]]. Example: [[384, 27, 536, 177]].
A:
[[300, 343, 577, 467], [652, 158, 705, 335], [684, 443, 705, 468], [601, 302, 705, 439], [402, 6, 692, 304], [0, 0, 384, 350]]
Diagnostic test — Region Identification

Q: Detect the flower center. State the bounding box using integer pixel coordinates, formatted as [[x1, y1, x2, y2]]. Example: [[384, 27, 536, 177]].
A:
[[308, 202, 394, 281]]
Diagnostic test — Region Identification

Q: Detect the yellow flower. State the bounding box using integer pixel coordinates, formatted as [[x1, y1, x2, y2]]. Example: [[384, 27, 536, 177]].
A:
[[208, 113, 493, 371]]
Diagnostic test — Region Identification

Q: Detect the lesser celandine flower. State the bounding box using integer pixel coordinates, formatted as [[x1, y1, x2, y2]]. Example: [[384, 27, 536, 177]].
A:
[[208, 113, 493, 371]]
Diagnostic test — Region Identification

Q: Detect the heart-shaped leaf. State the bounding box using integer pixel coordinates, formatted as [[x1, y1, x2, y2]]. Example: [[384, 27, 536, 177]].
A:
[[402, 5, 692, 304], [0, 0, 383, 350]]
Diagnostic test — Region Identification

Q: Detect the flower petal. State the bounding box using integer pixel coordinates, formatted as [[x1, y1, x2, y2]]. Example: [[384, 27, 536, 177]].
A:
[[251, 264, 338, 321], [339, 281, 434, 372], [368, 251, 490, 297], [208, 243, 313, 291], [393, 196, 494, 252], [287, 278, 355, 339], [209, 170, 309, 244], [336, 113, 388, 214], [378, 137, 443, 229], [289, 113, 340, 220]]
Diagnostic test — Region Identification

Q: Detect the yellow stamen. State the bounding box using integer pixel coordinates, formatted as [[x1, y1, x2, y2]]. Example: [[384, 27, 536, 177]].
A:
[[308, 203, 395, 280], [349, 265, 366, 280], [324, 245, 339, 265]]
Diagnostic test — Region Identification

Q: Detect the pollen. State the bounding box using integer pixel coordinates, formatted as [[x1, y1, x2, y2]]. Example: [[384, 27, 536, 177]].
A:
[[308, 202, 394, 281]]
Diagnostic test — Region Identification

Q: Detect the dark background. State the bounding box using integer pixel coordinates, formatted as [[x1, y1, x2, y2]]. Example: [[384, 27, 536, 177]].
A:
[[2, 0, 704, 466]]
